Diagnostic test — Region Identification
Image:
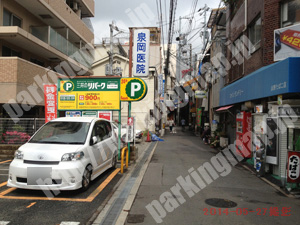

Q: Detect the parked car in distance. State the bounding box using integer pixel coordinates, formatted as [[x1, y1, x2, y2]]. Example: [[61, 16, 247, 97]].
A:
[[112, 122, 143, 143], [7, 117, 118, 191]]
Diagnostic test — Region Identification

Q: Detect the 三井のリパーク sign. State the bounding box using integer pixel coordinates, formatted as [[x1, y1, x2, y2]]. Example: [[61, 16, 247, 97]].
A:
[[57, 78, 120, 110]]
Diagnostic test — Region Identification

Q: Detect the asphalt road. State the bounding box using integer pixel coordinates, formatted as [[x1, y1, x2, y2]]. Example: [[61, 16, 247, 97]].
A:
[[0, 160, 121, 225], [125, 128, 300, 225]]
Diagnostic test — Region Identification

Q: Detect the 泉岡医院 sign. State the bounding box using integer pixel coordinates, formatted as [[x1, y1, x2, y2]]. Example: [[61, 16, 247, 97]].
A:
[[133, 29, 150, 77]]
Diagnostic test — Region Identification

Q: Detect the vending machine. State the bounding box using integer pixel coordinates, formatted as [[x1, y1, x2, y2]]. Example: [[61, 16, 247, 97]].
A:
[[236, 111, 252, 158]]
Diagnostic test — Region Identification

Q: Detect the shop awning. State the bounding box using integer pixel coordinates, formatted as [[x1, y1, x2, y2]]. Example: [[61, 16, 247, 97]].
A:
[[216, 105, 233, 111], [219, 57, 300, 106]]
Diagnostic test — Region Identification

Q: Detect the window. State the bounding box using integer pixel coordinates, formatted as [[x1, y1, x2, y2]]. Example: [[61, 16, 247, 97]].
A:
[[2, 46, 21, 57], [288, 128, 300, 151], [3, 8, 22, 27], [248, 16, 261, 54], [281, 0, 300, 27], [91, 121, 110, 143]]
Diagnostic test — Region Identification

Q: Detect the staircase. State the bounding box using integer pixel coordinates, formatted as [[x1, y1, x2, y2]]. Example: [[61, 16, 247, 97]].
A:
[[0, 145, 20, 160]]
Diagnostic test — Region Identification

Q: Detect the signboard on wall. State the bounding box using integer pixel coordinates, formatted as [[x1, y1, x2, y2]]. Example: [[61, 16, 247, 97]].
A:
[[274, 24, 300, 61], [133, 29, 150, 76], [287, 151, 300, 183], [98, 111, 112, 121], [66, 111, 81, 117], [44, 85, 57, 123], [57, 78, 120, 110]]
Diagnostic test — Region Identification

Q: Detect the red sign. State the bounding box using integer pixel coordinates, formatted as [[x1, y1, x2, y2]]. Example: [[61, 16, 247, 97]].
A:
[[44, 85, 57, 123], [287, 151, 300, 183], [181, 68, 193, 77], [98, 111, 112, 121], [127, 117, 134, 126], [280, 29, 300, 50]]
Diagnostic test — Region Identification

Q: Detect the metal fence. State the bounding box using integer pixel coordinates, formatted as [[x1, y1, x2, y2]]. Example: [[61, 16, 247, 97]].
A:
[[0, 118, 45, 145]]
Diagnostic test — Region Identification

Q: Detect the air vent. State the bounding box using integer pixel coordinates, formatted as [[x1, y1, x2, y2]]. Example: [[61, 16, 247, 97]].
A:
[[39, 14, 53, 19]]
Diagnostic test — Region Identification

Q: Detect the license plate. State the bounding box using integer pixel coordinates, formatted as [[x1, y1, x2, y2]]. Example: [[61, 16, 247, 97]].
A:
[[27, 167, 52, 185]]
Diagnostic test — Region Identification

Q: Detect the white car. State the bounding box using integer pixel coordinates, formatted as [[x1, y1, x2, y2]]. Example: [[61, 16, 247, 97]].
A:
[[112, 122, 143, 143], [7, 117, 118, 191]]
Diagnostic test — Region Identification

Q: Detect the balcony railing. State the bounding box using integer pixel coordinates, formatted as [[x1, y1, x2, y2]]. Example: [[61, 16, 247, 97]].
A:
[[31, 26, 93, 69]]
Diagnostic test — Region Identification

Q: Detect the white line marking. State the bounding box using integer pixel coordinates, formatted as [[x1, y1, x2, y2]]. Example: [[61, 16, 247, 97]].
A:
[[0, 221, 10, 225], [60, 222, 80, 225]]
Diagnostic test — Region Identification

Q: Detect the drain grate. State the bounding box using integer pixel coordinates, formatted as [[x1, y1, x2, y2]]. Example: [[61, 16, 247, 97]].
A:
[[205, 198, 237, 208], [127, 214, 145, 223]]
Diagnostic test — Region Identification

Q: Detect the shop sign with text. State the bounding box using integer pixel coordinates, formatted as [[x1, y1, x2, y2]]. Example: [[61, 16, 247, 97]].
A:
[[58, 78, 120, 110]]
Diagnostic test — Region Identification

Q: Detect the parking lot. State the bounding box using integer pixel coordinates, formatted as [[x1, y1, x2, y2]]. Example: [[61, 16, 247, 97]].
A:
[[0, 159, 122, 224]]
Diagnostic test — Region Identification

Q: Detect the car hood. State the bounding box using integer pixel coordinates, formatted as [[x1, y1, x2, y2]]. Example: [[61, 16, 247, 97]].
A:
[[18, 143, 84, 161]]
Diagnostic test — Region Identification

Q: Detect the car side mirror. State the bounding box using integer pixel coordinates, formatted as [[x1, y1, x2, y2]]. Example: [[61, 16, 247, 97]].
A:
[[90, 136, 97, 145]]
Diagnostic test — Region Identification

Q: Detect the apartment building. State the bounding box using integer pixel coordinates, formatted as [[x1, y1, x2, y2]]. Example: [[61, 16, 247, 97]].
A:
[[0, 0, 95, 118]]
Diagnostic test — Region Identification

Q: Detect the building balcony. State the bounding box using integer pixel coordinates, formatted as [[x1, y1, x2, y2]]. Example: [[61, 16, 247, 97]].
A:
[[0, 26, 92, 73], [0, 57, 64, 105], [31, 26, 93, 69], [15, 0, 94, 45]]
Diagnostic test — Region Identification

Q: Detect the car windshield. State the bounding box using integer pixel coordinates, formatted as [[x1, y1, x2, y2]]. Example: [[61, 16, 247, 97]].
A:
[[29, 121, 90, 144]]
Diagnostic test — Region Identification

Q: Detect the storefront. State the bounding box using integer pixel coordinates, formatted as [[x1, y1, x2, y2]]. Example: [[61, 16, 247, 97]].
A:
[[218, 57, 300, 186]]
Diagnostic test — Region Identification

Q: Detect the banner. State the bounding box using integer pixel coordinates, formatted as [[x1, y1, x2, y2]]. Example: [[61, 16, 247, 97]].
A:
[[44, 85, 57, 123], [287, 151, 300, 183], [196, 108, 202, 127]]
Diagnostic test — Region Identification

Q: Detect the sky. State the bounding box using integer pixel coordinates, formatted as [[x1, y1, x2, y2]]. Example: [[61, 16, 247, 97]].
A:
[[91, 0, 222, 54]]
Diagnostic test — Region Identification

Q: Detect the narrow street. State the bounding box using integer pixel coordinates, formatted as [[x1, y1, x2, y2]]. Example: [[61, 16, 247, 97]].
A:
[[126, 128, 300, 225]]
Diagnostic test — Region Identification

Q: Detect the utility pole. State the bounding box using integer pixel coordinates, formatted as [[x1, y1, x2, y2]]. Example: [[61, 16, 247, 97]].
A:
[[200, 4, 209, 53], [176, 16, 182, 125], [109, 22, 114, 75]]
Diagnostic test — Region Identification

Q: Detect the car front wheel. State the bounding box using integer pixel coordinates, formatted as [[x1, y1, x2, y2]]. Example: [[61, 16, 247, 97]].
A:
[[81, 166, 92, 191], [112, 155, 117, 169]]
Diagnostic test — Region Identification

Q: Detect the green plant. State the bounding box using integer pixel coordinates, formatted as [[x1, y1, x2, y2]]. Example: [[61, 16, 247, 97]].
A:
[[12, 124, 25, 132]]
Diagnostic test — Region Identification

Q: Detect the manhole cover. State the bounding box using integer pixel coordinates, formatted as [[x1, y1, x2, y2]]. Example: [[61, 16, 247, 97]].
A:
[[127, 214, 145, 223], [205, 198, 237, 208]]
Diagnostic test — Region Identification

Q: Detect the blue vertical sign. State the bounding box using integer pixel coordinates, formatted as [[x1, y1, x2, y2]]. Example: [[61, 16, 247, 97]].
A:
[[133, 29, 150, 77]]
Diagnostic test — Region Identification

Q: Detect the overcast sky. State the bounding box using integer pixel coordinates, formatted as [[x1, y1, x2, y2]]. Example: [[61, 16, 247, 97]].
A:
[[91, 0, 222, 54]]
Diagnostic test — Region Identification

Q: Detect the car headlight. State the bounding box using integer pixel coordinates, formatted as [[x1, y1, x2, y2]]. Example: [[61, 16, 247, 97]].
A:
[[14, 150, 24, 159], [61, 151, 84, 161]]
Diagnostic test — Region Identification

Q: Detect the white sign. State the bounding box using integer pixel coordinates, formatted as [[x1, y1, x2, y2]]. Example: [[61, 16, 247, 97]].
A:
[[274, 23, 300, 61], [126, 125, 134, 143], [133, 29, 150, 77], [158, 74, 164, 94], [195, 90, 207, 99]]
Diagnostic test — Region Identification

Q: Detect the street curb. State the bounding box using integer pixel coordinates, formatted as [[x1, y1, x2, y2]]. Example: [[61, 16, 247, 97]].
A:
[[90, 142, 157, 225], [240, 164, 294, 198], [115, 142, 158, 225]]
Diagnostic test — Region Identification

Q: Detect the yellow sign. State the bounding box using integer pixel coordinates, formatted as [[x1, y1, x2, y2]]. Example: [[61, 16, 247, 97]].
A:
[[120, 78, 147, 101], [58, 91, 120, 110], [57, 78, 121, 111]]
